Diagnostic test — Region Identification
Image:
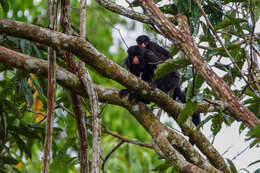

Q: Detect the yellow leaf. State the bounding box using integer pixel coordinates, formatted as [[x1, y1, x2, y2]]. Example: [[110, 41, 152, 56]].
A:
[[28, 74, 45, 122], [15, 162, 22, 170]]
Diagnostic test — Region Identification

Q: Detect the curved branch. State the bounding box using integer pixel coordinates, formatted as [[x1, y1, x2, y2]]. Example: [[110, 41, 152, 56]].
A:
[[0, 46, 221, 173], [137, 0, 259, 129], [95, 0, 152, 24], [0, 20, 228, 172], [102, 141, 124, 173]]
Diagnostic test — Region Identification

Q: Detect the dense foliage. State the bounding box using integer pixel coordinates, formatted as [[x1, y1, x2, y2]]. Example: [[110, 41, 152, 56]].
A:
[[0, 0, 259, 172]]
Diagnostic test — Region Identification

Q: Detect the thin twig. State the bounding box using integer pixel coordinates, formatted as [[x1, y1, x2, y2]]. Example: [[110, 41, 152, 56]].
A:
[[231, 145, 250, 161], [203, 99, 221, 107], [221, 146, 233, 156], [22, 108, 46, 117], [57, 103, 153, 149], [112, 26, 129, 49], [102, 124, 153, 148], [101, 141, 124, 173]]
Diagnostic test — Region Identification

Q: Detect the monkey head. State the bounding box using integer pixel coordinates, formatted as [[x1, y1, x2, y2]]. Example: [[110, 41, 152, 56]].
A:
[[136, 35, 150, 48], [127, 45, 145, 65]]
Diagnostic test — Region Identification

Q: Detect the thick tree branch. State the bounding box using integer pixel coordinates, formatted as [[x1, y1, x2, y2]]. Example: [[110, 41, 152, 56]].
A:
[[137, 0, 259, 129], [95, 0, 152, 24], [0, 20, 230, 172], [0, 46, 222, 173]]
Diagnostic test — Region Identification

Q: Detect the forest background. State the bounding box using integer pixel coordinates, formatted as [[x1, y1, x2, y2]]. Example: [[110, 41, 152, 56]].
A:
[[0, 0, 259, 173]]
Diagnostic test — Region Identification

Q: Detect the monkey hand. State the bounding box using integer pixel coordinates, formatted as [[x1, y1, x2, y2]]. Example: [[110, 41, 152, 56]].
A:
[[129, 93, 150, 104]]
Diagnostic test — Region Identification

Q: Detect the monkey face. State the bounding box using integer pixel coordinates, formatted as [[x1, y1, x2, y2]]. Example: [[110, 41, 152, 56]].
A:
[[140, 43, 146, 48], [127, 45, 145, 66], [133, 56, 140, 64], [136, 35, 150, 48]]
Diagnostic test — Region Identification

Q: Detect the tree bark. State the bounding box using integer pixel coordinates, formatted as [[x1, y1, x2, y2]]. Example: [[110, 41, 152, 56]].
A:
[[60, 1, 89, 172], [41, 0, 58, 172], [79, 1, 102, 172], [137, 0, 259, 129], [0, 46, 228, 173], [0, 20, 232, 172]]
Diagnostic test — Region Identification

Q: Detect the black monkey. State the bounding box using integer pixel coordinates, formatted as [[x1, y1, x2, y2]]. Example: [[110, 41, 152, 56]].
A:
[[136, 35, 172, 61], [136, 35, 186, 103], [119, 45, 157, 103], [137, 35, 201, 127], [154, 72, 185, 101]]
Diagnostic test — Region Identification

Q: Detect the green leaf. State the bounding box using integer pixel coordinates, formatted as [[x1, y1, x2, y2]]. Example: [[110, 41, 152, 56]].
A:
[[246, 124, 260, 138], [177, 101, 197, 125], [20, 78, 33, 108], [211, 113, 223, 136], [243, 97, 260, 116], [0, 0, 9, 16], [244, 89, 259, 98], [239, 123, 246, 134], [0, 156, 18, 165], [196, 114, 214, 129], [152, 162, 172, 172], [203, 2, 223, 26], [11, 133, 32, 159], [214, 18, 247, 31], [154, 58, 190, 80], [193, 74, 205, 94], [227, 159, 238, 173], [32, 44, 44, 59], [30, 76, 44, 98], [2, 100, 21, 118], [159, 4, 178, 15], [20, 39, 33, 55], [0, 108, 8, 142], [9, 124, 40, 140], [249, 139, 259, 148]]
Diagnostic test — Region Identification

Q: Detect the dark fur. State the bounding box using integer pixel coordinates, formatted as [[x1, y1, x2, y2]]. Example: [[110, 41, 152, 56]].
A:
[[119, 45, 157, 103], [136, 35, 172, 61], [137, 35, 201, 128], [136, 35, 186, 104]]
